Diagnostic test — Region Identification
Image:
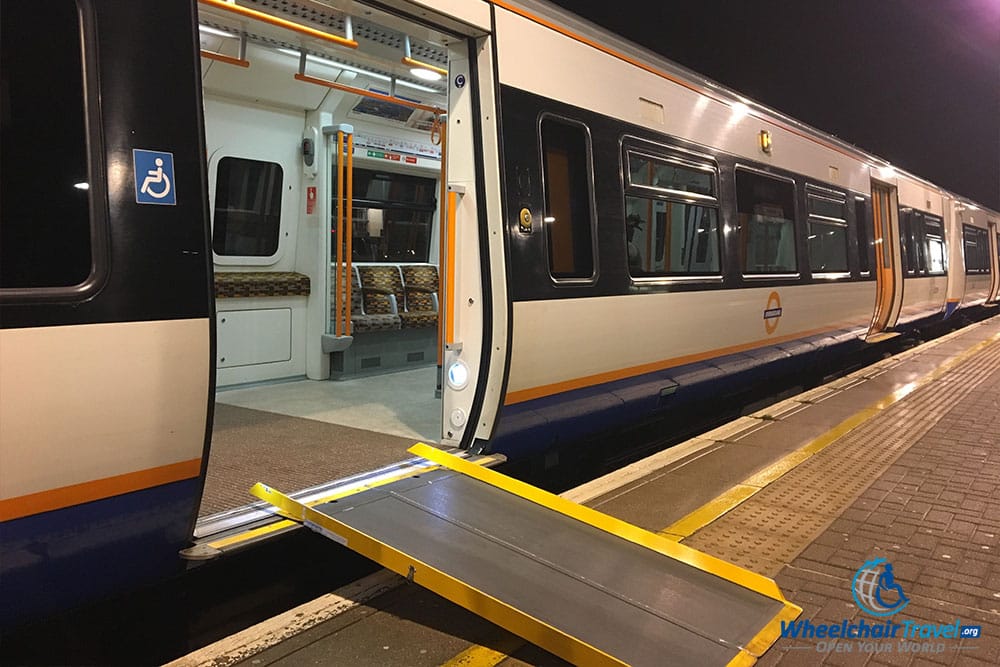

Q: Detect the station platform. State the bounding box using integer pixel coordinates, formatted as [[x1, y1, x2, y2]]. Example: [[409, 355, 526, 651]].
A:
[[169, 316, 1000, 667]]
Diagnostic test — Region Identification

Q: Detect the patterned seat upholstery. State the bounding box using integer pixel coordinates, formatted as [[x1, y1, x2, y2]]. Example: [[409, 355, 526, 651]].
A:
[[330, 265, 399, 334], [400, 264, 439, 329], [356, 265, 406, 327]]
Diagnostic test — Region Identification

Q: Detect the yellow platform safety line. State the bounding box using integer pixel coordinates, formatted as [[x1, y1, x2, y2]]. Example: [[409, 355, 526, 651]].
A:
[[249, 481, 628, 667], [409, 443, 801, 665], [444, 631, 527, 667], [659, 331, 1000, 543]]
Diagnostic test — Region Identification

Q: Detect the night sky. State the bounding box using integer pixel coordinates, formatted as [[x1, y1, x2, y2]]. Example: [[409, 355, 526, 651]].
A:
[[548, 0, 1000, 211]]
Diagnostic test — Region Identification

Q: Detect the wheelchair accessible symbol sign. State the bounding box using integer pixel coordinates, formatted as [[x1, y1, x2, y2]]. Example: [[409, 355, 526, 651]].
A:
[[133, 148, 176, 205]]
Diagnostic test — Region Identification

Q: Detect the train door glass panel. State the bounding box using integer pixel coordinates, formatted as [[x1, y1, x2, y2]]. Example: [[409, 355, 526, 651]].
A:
[[540, 116, 596, 281], [854, 197, 873, 275], [623, 151, 720, 277], [212, 157, 283, 257], [805, 188, 848, 275], [0, 0, 93, 290], [735, 169, 797, 274], [348, 169, 436, 263], [963, 225, 989, 273]]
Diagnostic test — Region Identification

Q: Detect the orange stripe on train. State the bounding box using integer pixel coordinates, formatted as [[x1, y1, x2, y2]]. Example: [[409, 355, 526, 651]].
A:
[[0, 458, 201, 522]]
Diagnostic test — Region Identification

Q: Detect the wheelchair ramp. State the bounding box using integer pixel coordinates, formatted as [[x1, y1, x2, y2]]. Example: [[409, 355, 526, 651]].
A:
[[251, 443, 800, 666]]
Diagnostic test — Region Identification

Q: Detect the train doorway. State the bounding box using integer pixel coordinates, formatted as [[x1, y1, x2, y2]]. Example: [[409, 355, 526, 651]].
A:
[[988, 222, 1000, 303], [868, 182, 903, 339], [196, 0, 491, 531]]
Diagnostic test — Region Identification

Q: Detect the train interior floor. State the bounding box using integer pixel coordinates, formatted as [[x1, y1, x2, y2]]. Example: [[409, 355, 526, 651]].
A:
[[200, 366, 440, 517]]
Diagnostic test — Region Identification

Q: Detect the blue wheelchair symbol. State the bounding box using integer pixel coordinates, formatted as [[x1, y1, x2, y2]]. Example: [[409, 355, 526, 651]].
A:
[[133, 149, 176, 205]]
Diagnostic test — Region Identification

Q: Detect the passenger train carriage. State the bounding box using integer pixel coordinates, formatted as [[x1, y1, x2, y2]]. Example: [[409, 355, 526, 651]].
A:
[[1, 0, 998, 629]]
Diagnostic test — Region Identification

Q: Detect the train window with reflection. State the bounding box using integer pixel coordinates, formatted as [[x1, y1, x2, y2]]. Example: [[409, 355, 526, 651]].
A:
[[923, 215, 946, 274], [212, 158, 283, 257], [1, 0, 92, 289], [854, 197, 873, 275], [624, 151, 720, 277], [540, 116, 596, 280], [806, 188, 848, 275], [963, 225, 989, 274], [736, 169, 797, 274], [899, 209, 927, 274]]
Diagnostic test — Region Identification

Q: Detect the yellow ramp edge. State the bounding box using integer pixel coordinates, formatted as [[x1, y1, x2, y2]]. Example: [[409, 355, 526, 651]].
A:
[[251, 444, 803, 665]]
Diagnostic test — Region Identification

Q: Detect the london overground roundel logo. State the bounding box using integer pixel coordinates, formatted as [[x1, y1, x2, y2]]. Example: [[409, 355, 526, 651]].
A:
[[852, 558, 910, 617]]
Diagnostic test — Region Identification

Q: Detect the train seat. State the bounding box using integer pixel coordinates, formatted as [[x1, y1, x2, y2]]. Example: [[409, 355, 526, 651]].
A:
[[400, 264, 439, 329], [330, 265, 401, 333]]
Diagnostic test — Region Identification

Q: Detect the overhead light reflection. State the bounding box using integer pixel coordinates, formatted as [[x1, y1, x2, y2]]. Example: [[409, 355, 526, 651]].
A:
[[74, 182, 90, 190], [199, 25, 237, 39]]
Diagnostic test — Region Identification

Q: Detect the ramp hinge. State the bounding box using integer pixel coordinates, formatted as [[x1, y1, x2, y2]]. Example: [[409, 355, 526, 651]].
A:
[[406, 565, 416, 583]]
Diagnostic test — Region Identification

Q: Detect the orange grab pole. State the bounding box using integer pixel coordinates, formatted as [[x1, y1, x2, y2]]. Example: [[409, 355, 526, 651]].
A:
[[437, 123, 447, 366], [335, 131, 345, 336], [345, 133, 354, 337], [200, 50, 250, 68], [294, 73, 445, 115]]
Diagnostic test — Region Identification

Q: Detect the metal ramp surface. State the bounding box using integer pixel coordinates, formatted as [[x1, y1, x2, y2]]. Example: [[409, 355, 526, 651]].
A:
[[251, 443, 800, 666]]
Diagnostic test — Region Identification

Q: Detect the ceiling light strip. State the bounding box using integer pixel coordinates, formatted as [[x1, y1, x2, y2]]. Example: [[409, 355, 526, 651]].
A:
[[198, 0, 358, 49]]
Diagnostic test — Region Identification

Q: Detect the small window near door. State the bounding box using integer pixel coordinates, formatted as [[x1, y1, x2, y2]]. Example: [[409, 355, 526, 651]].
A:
[[540, 116, 596, 281], [213, 157, 283, 257], [854, 197, 873, 275]]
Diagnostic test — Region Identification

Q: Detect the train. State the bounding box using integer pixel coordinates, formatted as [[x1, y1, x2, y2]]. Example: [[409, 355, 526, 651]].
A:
[[2, 0, 998, 632]]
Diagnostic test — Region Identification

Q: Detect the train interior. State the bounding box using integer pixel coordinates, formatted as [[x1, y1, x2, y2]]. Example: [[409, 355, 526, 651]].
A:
[[195, 1, 479, 528]]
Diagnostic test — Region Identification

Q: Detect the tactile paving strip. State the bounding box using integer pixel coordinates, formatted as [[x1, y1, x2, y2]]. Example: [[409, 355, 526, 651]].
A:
[[683, 332, 1000, 577]]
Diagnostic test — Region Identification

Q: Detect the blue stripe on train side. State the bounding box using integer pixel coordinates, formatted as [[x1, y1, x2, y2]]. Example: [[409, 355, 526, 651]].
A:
[[0, 477, 199, 631], [491, 329, 866, 460]]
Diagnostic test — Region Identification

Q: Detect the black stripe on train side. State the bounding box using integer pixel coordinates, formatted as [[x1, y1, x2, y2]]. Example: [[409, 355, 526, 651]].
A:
[[499, 84, 876, 304]]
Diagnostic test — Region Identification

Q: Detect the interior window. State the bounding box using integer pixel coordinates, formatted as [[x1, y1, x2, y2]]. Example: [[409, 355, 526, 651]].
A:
[[212, 157, 283, 257]]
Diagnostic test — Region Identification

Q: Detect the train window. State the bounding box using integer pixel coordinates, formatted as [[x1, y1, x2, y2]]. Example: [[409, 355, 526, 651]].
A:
[[854, 197, 872, 274], [899, 210, 916, 273], [623, 150, 720, 278], [212, 157, 283, 257], [736, 169, 797, 275], [1, 0, 94, 290], [540, 116, 596, 280], [348, 169, 436, 262], [627, 153, 716, 198], [806, 189, 848, 274], [963, 224, 989, 273], [924, 216, 946, 274]]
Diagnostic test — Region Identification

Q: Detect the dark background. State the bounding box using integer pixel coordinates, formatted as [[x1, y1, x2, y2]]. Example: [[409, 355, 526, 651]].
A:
[[549, 0, 1000, 211]]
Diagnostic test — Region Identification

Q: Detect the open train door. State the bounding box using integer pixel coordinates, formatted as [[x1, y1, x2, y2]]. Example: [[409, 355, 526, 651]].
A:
[[867, 181, 904, 340], [988, 221, 1000, 303]]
